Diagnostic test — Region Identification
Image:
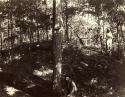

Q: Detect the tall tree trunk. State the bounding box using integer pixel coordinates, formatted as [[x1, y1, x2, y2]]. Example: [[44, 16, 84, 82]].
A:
[[29, 28, 32, 44], [117, 24, 119, 43], [19, 27, 22, 44], [97, 15, 100, 45], [103, 20, 105, 39], [37, 29, 40, 42], [8, 15, 10, 49], [121, 25, 125, 43], [120, 25, 124, 56], [117, 24, 120, 58], [45, 0, 49, 41], [7, 10, 11, 64], [10, 7, 13, 61], [36, 15, 40, 42], [46, 27, 49, 40], [70, 30, 73, 41], [65, 1, 69, 41], [52, 0, 63, 95], [9, 0, 13, 49], [28, 28, 31, 56], [1, 34, 2, 51], [0, 23, 3, 50], [10, 17, 13, 49], [36, 17, 39, 43], [19, 17, 22, 45]]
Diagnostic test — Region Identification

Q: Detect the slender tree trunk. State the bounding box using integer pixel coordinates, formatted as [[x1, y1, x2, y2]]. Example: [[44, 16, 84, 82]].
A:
[[8, 15, 10, 49], [7, 10, 11, 63], [45, 0, 49, 41], [36, 18, 39, 42], [10, 8, 14, 61], [120, 25, 124, 56], [103, 20, 105, 39], [0, 21, 2, 50], [53, 30, 63, 93], [52, 0, 63, 95], [19, 27, 22, 44], [121, 25, 125, 42], [37, 29, 40, 42], [97, 15, 100, 45], [117, 24, 119, 43], [10, 18, 13, 49], [0, 32, 3, 51], [29, 28, 32, 44], [19, 18, 22, 45], [28, 28, 31, 56], [52, 0, 56, 89], [65, 1, 69, 41], [46, 27, 49, 40], [70, 30, 73, 41], [117, 24, 120, 58], [9, 0, 13, 49], [36, 13, 40, 43]]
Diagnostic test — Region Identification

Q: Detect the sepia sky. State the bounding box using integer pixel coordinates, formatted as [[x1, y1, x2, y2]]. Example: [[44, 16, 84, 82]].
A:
[[0, 0, 7, 1]]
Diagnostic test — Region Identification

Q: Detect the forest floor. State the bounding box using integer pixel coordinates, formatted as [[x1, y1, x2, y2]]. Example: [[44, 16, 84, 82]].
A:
[[0, 41, 125, 97]]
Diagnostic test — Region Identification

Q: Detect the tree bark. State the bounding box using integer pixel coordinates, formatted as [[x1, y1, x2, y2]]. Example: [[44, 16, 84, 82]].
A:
[[65, 1, 69, 41], [103, 20, 105, 39], [19, 18, 22, 45], [8, 14, 10, 49], [117, 23, 121, 58], [52, 0, 63, 95], [1, 33, 2, 51], [10, 6, 14, 61], [116, 23, 119, 43], [121, 25, 125, 43]]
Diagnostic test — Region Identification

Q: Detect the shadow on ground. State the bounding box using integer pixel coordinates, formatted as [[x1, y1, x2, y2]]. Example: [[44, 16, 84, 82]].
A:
[[0, 41, 125, 97]]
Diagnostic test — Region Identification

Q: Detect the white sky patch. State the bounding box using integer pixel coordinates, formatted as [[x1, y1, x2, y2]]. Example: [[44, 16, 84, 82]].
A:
[[4, 86, 19, 96], [0, 0, 7, 1]]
